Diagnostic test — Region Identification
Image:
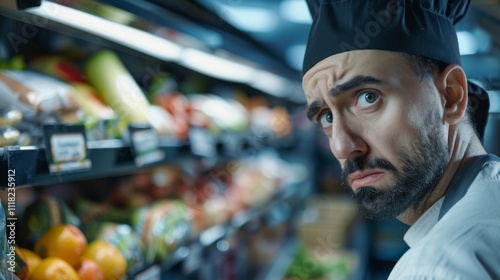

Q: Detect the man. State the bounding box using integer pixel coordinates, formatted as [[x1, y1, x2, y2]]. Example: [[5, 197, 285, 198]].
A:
[[301, 0, 500, 278]]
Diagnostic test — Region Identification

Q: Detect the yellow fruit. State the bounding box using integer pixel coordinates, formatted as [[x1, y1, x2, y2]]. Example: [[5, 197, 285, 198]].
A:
[[19, 248, 42, 279], [34, 224, 87, 268], [83, 240, 128, 280], [76, 257, 105, 280], [28, 257, 79, 280]]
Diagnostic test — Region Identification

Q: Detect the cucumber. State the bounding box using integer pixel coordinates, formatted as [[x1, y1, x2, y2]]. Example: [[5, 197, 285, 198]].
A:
[[84, 50, 151, 125]]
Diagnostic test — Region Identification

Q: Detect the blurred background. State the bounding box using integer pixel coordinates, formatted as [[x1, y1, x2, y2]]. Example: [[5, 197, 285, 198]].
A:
[[0, 0, 498, 279]]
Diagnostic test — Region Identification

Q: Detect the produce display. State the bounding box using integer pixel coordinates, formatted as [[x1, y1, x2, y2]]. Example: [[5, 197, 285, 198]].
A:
[[0, 48, 294, 147], [21, 196, 81, 248], [3, 146, 302, 279], [0, 11, 304, 279], [12, 222, 126, 280]]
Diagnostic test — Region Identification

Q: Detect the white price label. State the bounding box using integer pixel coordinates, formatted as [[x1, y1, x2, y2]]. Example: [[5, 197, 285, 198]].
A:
[[51, 133, 86, 162], [190, 128, 216, 157], [49, 132, 91, 173], [132, 129, 159, 154], [130, 128, 164, 166]]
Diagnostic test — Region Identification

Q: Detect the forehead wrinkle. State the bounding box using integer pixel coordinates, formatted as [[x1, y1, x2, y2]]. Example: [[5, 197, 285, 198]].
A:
[[303, 54, 351, 100]]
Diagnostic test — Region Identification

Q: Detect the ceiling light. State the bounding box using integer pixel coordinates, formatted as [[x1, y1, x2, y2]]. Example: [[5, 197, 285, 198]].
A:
[[286, 44, 307, 71], [250, 70, 289, 98], [27, 2, 183, 61], [280, 0, 312, 24], [218, 5, 278, 33], [457, 31, 478, 55], [181, 48, 256, 83]]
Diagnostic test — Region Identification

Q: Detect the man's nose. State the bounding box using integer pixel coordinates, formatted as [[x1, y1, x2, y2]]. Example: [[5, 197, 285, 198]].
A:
[[329, 120, 368, 160]]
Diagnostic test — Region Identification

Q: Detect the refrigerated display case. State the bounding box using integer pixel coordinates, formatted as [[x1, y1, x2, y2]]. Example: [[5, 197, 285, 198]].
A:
[[0, 1, 318, 279]]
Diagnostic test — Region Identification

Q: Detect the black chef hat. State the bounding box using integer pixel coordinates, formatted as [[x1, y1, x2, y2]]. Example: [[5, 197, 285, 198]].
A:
[[303, 0, 491, 142], [302, 0, 471, 75]]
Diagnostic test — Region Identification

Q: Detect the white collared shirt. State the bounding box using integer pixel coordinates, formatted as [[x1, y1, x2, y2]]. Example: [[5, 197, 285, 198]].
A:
[[388, 160, 500, 280]]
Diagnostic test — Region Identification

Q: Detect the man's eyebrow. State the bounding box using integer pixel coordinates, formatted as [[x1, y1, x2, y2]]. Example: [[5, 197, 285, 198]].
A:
[[305, 75, 383, 121], [306, 99, 324, 121], [330, 75, 383, 97]]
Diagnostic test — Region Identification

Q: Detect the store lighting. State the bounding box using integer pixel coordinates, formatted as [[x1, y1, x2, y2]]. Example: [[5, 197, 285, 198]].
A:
[[285, 44, 307, 71], [19, 2, 299, 99], [26, 2, 183, 61], [216, 5, 278, 33], [457, 31, 478, 55], [251, 70, 289, 98], [181, 48, 256, 83], [280, 0, 312, 24]]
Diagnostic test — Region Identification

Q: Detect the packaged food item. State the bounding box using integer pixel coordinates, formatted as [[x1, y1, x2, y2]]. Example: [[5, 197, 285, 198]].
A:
[[74, 199, 132, 235], [0, 70, 79, 118], [0, 127, 20, 147], [0, 107, 22, 127], [84, 50, 177, 137], [93, 223, 144, 272], [29, 55, 85, 83], [84, 50, 151, 125], [131, 200, 192, 263], [188, 94, 250, 134], [68, 82, 114, 120]]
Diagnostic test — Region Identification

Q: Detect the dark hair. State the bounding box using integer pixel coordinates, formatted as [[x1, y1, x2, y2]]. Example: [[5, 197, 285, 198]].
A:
[[404, 54, 477, 131], [404, 54, 449, 79]]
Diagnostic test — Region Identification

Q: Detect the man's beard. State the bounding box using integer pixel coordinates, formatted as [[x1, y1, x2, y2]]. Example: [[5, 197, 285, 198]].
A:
[[341, 125, 449, 220]]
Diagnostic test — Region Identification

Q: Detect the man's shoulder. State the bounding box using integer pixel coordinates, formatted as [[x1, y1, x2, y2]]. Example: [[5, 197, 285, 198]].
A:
[[474, 155, 500, 184], [390, 218, 500, 279]]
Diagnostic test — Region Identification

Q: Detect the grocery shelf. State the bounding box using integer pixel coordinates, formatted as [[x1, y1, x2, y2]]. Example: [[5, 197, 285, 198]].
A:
[[0, 1, 305, 103], [0, 2, 312, 280], [0, 138, 187, 189], [129, 181, 307, 279], [1, 122, 297, 188]]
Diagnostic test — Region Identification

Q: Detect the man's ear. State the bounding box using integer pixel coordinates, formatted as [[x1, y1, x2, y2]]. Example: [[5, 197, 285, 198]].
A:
[[437, 64, 468, 125]]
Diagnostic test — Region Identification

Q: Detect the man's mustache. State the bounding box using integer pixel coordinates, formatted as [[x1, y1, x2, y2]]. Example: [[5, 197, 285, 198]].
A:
[[341, 157, 398, 183]]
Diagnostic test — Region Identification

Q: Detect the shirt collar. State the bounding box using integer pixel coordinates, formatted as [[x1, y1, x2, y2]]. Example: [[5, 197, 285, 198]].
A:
[[403, 197, 445, 248]]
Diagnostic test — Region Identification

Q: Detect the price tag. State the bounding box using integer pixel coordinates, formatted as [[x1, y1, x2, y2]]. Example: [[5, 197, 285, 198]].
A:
[[189, 127, 216, 157], [43, 124, 91, 174], [129, 126, 165, 167], [133, 265, 161, 280]]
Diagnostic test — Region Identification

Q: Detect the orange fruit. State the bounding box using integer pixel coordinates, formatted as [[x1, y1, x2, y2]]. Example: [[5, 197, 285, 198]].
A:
[[19, 248, 42, 278], [28, 257, 79, 280], [34, 224, 87, 268], [76, 257, 105, 280], [83, 240, 128, 280]]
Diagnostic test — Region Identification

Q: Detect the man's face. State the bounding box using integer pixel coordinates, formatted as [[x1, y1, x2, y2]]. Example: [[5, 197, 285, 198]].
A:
[[303, 50, 450, 219]]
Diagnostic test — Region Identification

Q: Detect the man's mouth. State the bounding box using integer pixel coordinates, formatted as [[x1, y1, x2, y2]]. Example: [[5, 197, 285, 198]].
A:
[[348, 170, 385, 191]]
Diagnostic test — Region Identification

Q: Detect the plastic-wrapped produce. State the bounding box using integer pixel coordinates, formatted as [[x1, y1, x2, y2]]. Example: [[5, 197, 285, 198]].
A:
[[93, 223, 144, 273], [131, 200, 192, 263], [0, 70, 79, 118]]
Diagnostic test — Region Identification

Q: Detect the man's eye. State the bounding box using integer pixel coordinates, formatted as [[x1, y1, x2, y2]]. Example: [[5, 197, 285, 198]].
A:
[[357, 91, 379, 107], [319, 112, 333, 128]]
